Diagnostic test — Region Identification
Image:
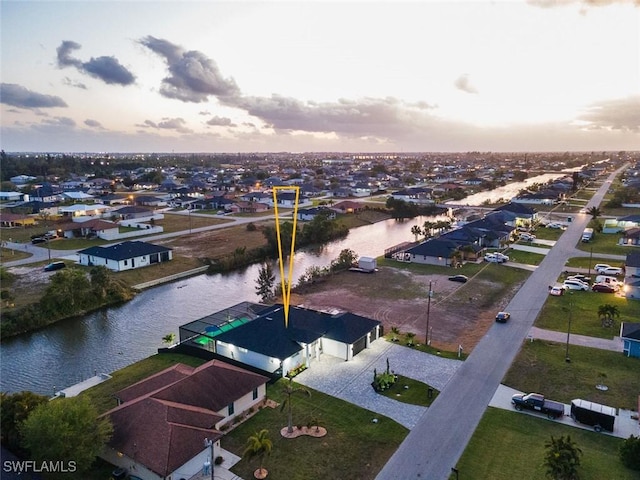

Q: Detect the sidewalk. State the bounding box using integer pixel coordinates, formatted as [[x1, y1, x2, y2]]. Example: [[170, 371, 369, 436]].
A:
[[528, 326, 623, 352]]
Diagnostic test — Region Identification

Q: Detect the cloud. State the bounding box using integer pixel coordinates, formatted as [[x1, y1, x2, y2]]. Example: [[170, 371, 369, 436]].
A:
[[0, 83, 68, 108], [84, 119, 103, 129], [56, 40, 135, 86], [454, 74, 478, 94], [206, 116, 236, 127], [62, 77, 87, 90], [41, 116, 76, 127], [527, 0, 639, 7], [139, 36, 240, 103], [138, 117, 192, 133], [578, 96, 640, 131], [229, 94, 438, 140]]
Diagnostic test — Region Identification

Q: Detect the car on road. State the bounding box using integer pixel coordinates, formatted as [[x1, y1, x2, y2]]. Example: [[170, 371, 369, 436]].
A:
[[549, 286, 565, 296], [594, 264, 612, 273], [519, 233, 536, 242], [562, 279, 589, 291], [485, 253, 501, 263], [31, 237, 46, 244], [44, 261, 66, 272], [546, 222, 564, 229], [495, 311, 511, 323], [600, 267, 623, 276], [448, 274, 469, 283], [592, 283, 616, 293]]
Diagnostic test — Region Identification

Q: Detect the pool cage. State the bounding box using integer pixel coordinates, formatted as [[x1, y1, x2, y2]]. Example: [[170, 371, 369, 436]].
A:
[[179, 301, 268, 353]]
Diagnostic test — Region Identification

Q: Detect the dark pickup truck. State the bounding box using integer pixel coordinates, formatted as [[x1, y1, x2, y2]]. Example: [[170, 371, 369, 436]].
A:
[[511, 393, 564, 419]]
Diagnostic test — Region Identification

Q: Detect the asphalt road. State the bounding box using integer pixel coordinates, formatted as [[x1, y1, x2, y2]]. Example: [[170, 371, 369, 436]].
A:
[[375, 168, 626, 480]]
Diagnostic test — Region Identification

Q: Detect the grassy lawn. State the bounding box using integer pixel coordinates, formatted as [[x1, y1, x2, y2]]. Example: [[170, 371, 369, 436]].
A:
[[565, 256, 627, 270], [384, 335, 467, 360], [113, 254, 205, 286], [378, 374, 439, 407], [535, 288, 639, 339], [223, 379, 408, 480], [576, 231, 632, 256], [0, 246, 31, 262], [156, 211, 233, 232], [504, 340, 640, 409], [454, 408, 637, 480], [532, 226, 565, 241], [504, 248, 547, 266]]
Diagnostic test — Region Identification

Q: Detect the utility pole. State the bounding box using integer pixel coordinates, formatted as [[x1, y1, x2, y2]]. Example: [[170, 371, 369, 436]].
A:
[[426, 281, 432, 346]]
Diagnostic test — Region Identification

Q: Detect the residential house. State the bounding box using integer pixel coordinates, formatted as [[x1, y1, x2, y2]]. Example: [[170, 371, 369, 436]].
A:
[[179, 303, 382, 377], [101, 359, 269, 480], [58, 219, 119, 239], [229, 201, 269, 214], [77, 241, 172, 271], [297, 207, 336, 221], [112, 206, 155, 220], [619, 227, 640, 246], [331, 200, 365, 214], [59, 203, 111, 220], [0, 191, 25, 202], [493, 202, 538, 227], [623, 252, 640, 299], [605, 215, 640, 234], [62, 192, 95, 203], [404, 239, 462, 267], [0, 212, 36, 227], [620, 323, 640, 358], [391, 187, 434, 205]]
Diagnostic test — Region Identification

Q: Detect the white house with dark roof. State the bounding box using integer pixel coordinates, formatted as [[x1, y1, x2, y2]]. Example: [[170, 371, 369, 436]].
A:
[[77, 241, 172, 271], [624, 252, 640, 300]]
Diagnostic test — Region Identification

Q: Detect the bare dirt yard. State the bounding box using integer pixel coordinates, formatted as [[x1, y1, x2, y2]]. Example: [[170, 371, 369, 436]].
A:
[[293, 266, 522, 353]]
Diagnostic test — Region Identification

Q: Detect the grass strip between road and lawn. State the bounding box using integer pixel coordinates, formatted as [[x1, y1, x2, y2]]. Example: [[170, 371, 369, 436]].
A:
[[454, 408, 636, 480]]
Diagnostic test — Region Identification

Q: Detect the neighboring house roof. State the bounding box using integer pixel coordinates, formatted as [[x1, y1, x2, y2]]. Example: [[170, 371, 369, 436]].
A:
[[407, 238, 461, 258], [113, 206, 154, 215], [78, 241, 171, 260], [623, 227, 640, 239], [621, 322, 640, 341], [493, 202, 536, 216], [618, 215, 640, 223], [59, 219, 118, 232], [626, 252, 640, 268], [103, 360, 268, 478], [215, 305, 381, 361], [63, 192, 95, 200]]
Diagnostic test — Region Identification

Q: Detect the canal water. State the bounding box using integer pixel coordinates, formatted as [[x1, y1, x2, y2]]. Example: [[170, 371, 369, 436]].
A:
[[0, 214, 450, 395], [2, 172, 567, 395], [448, 173, 565, 205]]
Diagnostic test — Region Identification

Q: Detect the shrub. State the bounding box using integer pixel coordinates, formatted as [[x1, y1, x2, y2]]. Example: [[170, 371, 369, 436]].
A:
[[619, 435, 640, 470]]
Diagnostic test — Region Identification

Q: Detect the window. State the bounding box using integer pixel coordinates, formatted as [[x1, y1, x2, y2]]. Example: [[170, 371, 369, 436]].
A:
[[228, 403, 234, 416], [252, 388, 258, 400]]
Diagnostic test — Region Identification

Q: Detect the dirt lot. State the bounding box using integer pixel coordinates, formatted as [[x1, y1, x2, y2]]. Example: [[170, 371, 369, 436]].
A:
[[293, 266, 515, 352]]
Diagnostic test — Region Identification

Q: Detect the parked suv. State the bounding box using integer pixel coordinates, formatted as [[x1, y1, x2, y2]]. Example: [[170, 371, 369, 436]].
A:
[[563, 279, 589, 291], [594, 264, 612, 273], [600, 267, 623, 276]]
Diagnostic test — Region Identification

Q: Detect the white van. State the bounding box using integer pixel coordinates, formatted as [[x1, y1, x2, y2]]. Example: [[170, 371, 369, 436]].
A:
[[595, 276, 620, 288]]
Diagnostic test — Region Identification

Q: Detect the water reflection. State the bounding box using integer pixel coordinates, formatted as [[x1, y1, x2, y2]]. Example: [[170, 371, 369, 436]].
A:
[[447, 173, 564, 205]]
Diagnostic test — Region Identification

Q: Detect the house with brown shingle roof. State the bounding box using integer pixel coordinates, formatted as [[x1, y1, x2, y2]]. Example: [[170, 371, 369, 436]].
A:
[[100, 359, 269, 480]]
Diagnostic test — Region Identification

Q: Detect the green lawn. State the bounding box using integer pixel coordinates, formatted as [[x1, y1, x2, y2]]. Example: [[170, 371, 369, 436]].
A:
[[504, 340, 640, 409], [535, 287, 639, 339], [576, 230, 632, 256], [454, 408, 638, 480], [378, 374, 439, 407], [532, 226, 565, 241], [223, 379, 408, 480], [504, 248, 547, 266], [565, 256, 626, 270]]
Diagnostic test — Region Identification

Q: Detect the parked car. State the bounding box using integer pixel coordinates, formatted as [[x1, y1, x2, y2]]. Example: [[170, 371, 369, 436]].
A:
[[493, 252, 509, 262], [549, 286, 565, 296], [547, 223, 564, 229], [592, 283, 616, 293], [562, 279, 589, 291], [594, 264, 612, 273], [495, 311, 511, 323], [519, 233, 536, 242], [448, 274, 469, 283], [44, 261, 66, 272], [31, 237, 46, 244], [566, 274, 591, 283], [511, 393, 564, 419], [600, 267, 623, 276], [485, 253, 501, 263]]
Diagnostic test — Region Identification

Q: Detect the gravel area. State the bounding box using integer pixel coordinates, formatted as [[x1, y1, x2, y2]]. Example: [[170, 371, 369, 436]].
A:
[[295, 339, 462, 429]]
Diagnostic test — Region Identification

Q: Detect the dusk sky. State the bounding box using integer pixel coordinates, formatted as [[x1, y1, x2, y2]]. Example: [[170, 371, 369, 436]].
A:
[[1, 0, 639, 153]]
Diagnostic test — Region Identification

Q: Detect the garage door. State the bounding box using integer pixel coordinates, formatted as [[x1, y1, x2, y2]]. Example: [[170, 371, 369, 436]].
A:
[[352, 336, 367, 356]]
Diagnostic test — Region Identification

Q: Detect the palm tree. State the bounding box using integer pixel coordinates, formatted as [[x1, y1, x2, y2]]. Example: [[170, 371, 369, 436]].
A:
[[422, 221, 434, 240], [390, 326, 400, 342], [597, 304, 620, 328], [405, 331, 416, 347], [243, 429, 272, 478], [543, 435, 582, 480], [586, 206, 602, 220], [410, 225, 422, 242], [161, 333, 175, 345], [280, 378, 311, 433]]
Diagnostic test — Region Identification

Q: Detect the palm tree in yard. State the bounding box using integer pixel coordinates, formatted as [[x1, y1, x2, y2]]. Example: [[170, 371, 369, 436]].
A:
[[243, 429, 272, 479], [597, 304, 620, 328], [543, 435, 582, 480], [586, 206, 602, 220], [280, 378, 311, 434], [411, 225, 422, 242]]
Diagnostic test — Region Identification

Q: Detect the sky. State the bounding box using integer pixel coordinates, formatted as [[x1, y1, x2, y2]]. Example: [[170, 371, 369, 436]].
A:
[[1, 0, 639, 153]]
